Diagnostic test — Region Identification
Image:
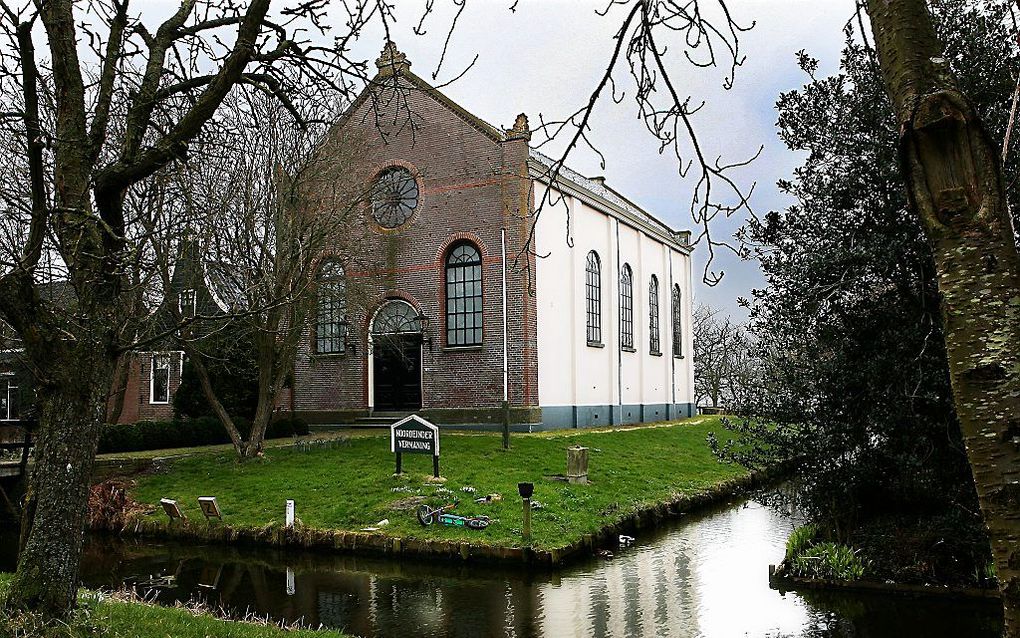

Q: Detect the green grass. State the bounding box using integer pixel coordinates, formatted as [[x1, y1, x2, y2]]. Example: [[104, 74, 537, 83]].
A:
[[129, 416, 745, 551], [0, 574, 349, 637]]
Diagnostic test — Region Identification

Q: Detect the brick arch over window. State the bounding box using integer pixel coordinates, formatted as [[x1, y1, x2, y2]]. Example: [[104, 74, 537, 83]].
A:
[[585, 250, 602, 345], [444, 241, 483, 347]]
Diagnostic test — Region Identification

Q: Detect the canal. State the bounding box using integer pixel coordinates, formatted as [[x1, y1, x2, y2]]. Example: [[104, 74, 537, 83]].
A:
[[0, 496, 1004, 637]]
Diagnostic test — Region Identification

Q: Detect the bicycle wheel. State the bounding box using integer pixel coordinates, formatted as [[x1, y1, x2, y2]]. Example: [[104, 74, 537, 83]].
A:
[[416, 504, 434, 526]]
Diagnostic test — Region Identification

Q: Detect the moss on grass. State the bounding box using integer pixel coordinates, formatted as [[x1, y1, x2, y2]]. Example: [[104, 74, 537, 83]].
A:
[[126, 417, 745, 553]]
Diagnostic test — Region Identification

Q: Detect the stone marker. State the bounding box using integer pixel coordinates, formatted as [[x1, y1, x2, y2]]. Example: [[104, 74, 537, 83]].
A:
[[567, 446, 589, 484]]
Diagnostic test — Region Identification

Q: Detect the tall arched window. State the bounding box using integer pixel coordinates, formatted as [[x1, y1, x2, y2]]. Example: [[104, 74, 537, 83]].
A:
[[672, 284, 683, 357], [649, 275, 661, 354], [620, 264, 634, 349], [316, 261, 346, 354], [445, 242, 483, 346], [585, 251, 602, 344]]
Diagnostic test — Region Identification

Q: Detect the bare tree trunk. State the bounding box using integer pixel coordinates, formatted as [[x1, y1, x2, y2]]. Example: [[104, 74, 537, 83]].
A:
[[182, 341, 248, 458], [867, 1, 1020, 632], [6, 346, 114, 617]]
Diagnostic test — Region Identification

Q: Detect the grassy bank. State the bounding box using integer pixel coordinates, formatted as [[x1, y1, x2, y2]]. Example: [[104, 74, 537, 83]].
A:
[[123, 417, 746, 555], [0, 574, 349, 638]]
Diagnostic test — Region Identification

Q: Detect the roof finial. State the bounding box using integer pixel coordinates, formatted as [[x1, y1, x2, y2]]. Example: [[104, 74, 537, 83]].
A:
[[376, 41, 411, 77], [505, 113, 531, 142]]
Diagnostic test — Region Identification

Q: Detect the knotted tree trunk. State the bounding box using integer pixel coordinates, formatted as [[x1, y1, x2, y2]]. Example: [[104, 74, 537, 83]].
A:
[[5, 338, 116, 617], [867, 1, 1020, 633]]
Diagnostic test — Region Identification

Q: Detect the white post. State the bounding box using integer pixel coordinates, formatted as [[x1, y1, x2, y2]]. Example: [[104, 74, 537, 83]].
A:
[[286, 566, 296, 596], [285, 499, 295, 528]]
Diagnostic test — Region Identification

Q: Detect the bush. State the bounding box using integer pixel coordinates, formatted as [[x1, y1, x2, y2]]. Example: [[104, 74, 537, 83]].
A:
[[785, 524, 818, 561], [790, 542, 867, 581], [98, 415, 307, 454]]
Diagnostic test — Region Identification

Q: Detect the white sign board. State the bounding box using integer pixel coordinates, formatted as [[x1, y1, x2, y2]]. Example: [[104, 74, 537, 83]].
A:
[[390, 414, 440, 456], [285, 499, 295, 528]]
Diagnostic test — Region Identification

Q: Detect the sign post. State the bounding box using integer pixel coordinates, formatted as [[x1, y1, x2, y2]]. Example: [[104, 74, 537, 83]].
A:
[[390, 415, 441, 478]]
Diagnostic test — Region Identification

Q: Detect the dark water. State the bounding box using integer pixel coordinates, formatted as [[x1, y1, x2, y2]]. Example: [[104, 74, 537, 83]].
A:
[[1, 499, 1004, 637]]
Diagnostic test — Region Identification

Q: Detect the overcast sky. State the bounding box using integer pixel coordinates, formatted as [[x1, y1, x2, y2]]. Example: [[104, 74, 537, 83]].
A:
[[148, 0, 862, 318]]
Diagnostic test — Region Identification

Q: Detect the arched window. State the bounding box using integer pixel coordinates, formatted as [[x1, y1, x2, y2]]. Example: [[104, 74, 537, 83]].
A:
[[649, 275, 661, 354], [372, 299, 422, 335], [316, 261, 346, 354], [585, 251, 602, 344], [445, 242, 483, 346], [620, 264, 634, 349], [672, 284, 683, 357]]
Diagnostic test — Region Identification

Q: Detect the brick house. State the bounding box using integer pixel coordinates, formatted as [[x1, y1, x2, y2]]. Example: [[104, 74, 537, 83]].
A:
[[0, 241, 219, 426], [290, 43, 695, 430]]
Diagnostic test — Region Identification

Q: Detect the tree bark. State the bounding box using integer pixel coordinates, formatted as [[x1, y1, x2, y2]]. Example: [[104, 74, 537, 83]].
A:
[[6, 346, 114, 617], [866, 1, 1020, 633]]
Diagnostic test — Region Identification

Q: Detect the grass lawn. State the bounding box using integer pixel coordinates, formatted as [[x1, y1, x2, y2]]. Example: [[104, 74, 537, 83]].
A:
[[128, 416, 745, 551], [0, 574, 349, 637]]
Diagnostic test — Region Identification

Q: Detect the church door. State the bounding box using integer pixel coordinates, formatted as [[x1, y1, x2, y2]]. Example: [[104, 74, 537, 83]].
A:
[[372, 335, 422, 411], [371, 300, 424, 412]]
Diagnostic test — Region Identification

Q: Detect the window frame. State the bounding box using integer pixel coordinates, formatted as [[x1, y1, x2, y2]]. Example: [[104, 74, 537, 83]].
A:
[[370, 166, 420, 229], [672, 284, 684, 358], [444, 241, 484, 348], [585, 251, 603, 346], [620, 263, 634, 350], [149, 353, 171, 405], [315, 261, 347, 355], [649, 275, 661, 355], [0, 377, 18, 421], [178, 288, 196, 318]]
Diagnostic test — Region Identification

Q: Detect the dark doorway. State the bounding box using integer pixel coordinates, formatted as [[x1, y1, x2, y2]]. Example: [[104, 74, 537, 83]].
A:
[[372, 335, 422, 411]]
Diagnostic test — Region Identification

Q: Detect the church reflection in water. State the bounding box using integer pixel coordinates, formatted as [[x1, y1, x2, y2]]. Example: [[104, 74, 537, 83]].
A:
[[66, 499, 1001, 638]]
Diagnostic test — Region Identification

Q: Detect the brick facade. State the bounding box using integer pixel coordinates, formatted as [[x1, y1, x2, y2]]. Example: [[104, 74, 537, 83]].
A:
[[291, 50, 539, 426]]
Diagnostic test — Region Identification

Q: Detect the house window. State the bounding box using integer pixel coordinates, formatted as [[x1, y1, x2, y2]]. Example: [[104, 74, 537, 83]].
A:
[[620, 263, 634, 349], [316, 261, 346, 354], [0, 378, 19, 421], [649, 275, 661, 354], [672, 284, 683, 357], [586, 251, 602, 345], [150, 354, 171, 404], [445, 242, 483, 346], [179, 288, 196, 318], [371, 167, 419, 229]]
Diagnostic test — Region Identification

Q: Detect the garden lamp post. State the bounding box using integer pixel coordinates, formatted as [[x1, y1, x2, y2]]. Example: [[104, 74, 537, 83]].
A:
[[518, 481, 534, 544]]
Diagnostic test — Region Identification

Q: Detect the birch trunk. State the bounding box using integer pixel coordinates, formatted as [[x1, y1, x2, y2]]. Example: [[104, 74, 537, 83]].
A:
[[866, 1, 1020, 632]]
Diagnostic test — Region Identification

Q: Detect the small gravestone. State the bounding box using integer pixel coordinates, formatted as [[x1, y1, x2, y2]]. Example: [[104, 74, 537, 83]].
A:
[[390, 414, 441, 478], [567, 446, 589, 484]]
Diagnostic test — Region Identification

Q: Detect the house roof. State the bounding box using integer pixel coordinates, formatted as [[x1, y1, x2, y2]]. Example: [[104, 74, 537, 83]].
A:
[[337, 43, 691, 251]]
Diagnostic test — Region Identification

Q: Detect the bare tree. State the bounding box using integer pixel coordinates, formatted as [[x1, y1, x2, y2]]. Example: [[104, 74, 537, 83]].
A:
[[0, 0, 433, 620], [693, 302, 754, 410], [159, 86, 370, 460]]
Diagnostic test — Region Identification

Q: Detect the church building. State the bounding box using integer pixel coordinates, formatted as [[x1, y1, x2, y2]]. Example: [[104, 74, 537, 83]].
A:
[[290, 43, 695, 430]]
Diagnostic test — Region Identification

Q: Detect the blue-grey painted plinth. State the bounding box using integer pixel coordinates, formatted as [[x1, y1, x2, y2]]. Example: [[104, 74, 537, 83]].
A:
[[540, 403, 697, 429]]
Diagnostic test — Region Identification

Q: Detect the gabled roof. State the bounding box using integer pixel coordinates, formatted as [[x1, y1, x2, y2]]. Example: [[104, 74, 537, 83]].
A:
[[529, 149, 691, 252], [338, 42, 691, 252]]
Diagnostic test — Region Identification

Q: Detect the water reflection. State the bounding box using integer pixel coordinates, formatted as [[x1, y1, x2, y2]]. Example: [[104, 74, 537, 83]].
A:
[[0, 498, 1004, 637]]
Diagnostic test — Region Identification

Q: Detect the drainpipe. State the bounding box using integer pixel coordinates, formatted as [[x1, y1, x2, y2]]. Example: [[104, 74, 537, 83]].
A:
[[669, 253, 676, 417], [615, 219, 622, 424], [501, 228, 509, 403]]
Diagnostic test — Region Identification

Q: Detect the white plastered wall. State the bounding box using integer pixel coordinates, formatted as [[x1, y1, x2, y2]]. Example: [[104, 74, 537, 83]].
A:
[[533, 181, 694, 415]]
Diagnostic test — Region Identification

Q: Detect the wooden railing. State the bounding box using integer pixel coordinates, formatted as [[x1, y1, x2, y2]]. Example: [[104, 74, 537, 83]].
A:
[[0, 423, 31, 477]]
